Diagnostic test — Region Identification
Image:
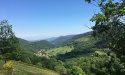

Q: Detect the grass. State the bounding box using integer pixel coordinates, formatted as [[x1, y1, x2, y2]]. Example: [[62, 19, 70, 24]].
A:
[[75, 37, 90, 42], [75, 35, 92, 42], [0, 60, 59, 75], [45, 46, 74, 56]]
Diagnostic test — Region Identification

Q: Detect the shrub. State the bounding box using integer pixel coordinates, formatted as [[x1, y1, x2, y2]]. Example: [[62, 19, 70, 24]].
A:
[[3, 61, 14, 75], [3, 61, 13, 71], [36, 62, 42, 67], [55, 66, 67, 75], [70, 66, 86, 75], [0, 55, 2, 59]]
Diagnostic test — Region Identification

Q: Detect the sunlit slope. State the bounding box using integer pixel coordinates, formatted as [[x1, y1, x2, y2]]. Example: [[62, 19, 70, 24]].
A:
[[73, 35, 98, 48], [53, 35, 109, 63], [45, 35, 100, 58], [45, 46, 74, 56], [0, 60, 59, 75], [61, 31, 92, 45]]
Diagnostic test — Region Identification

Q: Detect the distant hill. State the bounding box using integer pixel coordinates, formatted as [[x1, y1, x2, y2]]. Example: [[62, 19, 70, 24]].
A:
[[50, 35, 75, 46], [28, 37, 58, 42], [61, 31, 93, 45], [19, 38, 56, 54], [45, 37, 58, 42], [18, 31, 92, 54]]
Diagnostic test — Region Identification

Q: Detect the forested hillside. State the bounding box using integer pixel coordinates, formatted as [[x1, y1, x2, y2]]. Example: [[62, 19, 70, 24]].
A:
[[44, 34, 99, 58], [50, 35, 74, 46], [61, 31, 92, 45], [43, 34, 124, 75], [19, 38, 56, 54], [56, 35, 101, 59]]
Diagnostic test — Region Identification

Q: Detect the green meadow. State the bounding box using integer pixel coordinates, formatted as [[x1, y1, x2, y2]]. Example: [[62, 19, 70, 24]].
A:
[[45, 46, 74, 56], [0, 60, 59, 75]]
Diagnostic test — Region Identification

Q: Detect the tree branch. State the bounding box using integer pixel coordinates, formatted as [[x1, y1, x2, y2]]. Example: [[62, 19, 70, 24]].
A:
[[90, 2, 99, 7]]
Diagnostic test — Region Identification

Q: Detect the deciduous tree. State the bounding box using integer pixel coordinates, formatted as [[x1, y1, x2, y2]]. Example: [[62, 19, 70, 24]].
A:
[[85, 0, 125, 56], [0, 20, 20, 60], [70, 66, 86, 75]]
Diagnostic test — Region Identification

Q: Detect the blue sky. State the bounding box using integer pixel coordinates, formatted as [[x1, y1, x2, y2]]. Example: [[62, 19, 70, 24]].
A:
[[0, 0, 100, 40]]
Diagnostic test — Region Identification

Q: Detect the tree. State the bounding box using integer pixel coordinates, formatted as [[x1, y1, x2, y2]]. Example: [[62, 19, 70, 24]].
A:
[[36, 62, 42, 67], [90, 51, 125, 75], [23, 57, 31, 64], [85, 0, 125, 56], [55, 66, 67, 75], [44, 58, 58, 70], [70, 66, 86, 75], [0, 20, 20, 60]]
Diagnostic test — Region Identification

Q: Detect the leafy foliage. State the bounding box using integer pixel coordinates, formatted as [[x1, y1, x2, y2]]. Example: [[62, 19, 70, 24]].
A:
[[0, 20, 22, 61], [3, 61, 14, 75], [55, 66, 67, 75], [3, 61, 13, 71], [70, 66, 86, 75], [86, 0, 125, 56], [36, 62, 42, 67]]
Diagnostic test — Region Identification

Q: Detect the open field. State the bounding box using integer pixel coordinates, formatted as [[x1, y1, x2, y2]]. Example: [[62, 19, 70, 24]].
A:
[[0, 60, 59, 75]]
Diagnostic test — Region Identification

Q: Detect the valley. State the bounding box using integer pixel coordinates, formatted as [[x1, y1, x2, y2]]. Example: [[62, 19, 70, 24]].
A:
[[0, 0, 125, 75], [1, 29, 125, 75]]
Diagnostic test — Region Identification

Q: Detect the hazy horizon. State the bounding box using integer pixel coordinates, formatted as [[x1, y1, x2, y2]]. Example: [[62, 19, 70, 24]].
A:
[[18, 31, 92, 41]]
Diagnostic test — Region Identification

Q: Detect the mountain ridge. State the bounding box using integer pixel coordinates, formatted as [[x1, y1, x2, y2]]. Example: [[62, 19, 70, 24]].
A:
[[61, 31, 93, 45], [50, 34, 75, 46]]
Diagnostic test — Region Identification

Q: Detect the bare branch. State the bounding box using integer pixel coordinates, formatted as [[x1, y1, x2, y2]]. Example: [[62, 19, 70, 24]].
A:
[[94, 0, 99, 5], [89, 2, 99, 7], [122, 16, 125, 20], [84, 24, 92, 29]]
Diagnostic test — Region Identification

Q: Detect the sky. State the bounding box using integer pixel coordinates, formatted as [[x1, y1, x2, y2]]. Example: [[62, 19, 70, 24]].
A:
[[0, 0, 100, 40]]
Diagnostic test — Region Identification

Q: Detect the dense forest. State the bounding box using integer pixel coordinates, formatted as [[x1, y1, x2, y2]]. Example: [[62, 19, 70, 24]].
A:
[[0, 0, 125, 75]]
